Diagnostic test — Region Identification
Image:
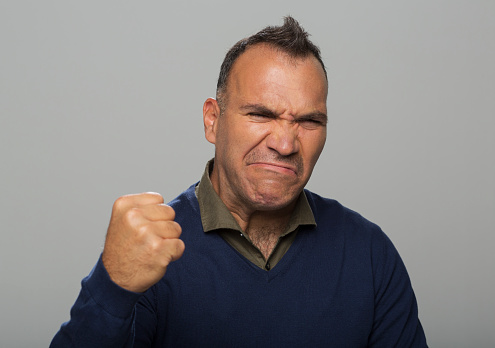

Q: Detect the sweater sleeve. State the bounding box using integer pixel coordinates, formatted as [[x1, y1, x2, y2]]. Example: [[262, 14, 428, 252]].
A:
[[368, 229, 428, 347], [50, 255, 145, 348]]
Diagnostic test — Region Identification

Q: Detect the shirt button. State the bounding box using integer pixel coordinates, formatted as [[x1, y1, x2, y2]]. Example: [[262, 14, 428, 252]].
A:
[[265, 262, 271, 271]]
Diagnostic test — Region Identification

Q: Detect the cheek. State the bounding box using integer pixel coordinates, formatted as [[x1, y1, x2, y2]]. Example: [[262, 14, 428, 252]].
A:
[[237, 122, 270, 154], [303, 131, 327, 164], [217, 119, 260, 163], [315, 132, 327, 157]]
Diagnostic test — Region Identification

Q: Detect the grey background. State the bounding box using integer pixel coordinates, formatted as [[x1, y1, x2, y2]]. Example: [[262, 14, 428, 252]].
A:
[[1, 1, 494, 347]]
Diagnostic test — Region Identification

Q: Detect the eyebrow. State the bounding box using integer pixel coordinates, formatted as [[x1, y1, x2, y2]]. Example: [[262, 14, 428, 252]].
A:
[[240, 104, 277, 117], [240, 103, 328, 123]]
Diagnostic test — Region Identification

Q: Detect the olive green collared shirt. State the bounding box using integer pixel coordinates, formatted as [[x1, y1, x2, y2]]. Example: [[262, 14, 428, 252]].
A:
[[195, 160, 316, 271]]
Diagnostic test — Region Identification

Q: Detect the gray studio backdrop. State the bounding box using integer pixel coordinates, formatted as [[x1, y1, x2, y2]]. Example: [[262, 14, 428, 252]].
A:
[[1, 1, 494, 347]]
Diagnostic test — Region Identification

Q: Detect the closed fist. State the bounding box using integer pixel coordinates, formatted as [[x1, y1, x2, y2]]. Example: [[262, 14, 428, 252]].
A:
[[102, 192, 185, 293]]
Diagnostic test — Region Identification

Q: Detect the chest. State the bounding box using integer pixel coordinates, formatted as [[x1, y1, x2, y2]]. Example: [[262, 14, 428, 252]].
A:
[[149, 234, 375, 347]]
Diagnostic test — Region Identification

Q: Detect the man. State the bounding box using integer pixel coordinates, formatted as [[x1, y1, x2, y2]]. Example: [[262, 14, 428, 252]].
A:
[[51, 17, 427, 347]]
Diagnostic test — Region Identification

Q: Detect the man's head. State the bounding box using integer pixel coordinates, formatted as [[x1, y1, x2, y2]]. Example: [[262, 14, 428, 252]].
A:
[[203, 17, 328, 217]]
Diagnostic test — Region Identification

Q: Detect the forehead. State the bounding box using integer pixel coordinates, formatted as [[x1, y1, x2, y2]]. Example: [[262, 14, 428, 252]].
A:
[[226, 45, 328, 112]]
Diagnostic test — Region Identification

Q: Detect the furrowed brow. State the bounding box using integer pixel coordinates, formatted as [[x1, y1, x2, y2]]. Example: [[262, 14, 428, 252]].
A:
[[298, 112, 328, 124], [239, 104, 276, 117], [240, 103, 327, 123]]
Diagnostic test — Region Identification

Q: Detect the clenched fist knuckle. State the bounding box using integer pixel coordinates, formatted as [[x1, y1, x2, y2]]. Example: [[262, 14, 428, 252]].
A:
[[147, 192, 164, 202], [177, 239, 185, 254], [172, 221, 182, 235], [113, 196, 128, 211], [162, 222, 179, 238], [148, 239, 161, 253], [163, 205, 175, 220], [137, 223, 152, 238], [124, 208, 141, 223], [170, 239, 185, 260]]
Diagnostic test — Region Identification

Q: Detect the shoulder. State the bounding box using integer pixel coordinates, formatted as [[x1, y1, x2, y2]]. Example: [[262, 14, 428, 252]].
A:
[[305, 189, 382, 234], [167, 183, 199, 214], [304, 189, 396, 254]]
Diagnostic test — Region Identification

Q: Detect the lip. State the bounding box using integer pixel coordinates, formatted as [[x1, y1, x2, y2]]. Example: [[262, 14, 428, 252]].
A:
[[249, 162, 298, 176]]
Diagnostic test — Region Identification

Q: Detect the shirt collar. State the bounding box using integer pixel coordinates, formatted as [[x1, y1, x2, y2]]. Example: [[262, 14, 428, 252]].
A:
[[195, 159, 316, 234]]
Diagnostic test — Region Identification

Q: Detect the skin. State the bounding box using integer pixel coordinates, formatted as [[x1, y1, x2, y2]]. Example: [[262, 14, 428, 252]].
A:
[[102, 193, 185, 293], [203, 44, 328, 256]]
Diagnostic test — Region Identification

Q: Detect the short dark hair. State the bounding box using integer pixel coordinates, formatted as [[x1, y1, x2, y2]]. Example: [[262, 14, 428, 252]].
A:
[[216, 16, 327, 108]]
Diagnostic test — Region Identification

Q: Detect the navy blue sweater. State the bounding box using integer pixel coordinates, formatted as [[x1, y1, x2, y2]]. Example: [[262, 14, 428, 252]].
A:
[[51, 185, 427, 347]]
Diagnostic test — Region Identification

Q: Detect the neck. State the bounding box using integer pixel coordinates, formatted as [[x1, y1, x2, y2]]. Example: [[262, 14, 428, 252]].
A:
[[230, 201, 295, 232], [209, 161, 299, 258], [235, 208, 294, 259]]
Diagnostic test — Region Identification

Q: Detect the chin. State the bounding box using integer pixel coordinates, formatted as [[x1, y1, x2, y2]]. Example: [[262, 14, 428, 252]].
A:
[[248, 188, 298, 211]]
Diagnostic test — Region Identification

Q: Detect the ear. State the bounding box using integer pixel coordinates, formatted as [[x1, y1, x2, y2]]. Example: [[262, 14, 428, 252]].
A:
[[203, 98, 221, 145]]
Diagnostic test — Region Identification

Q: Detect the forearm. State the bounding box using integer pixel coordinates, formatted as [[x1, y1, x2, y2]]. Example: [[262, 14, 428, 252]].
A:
[[50, 256, 143, 348]]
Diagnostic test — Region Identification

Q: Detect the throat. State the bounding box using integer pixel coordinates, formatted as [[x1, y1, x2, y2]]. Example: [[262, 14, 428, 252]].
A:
[[245, 226, 284, 260], [231, 204, 296, 260]]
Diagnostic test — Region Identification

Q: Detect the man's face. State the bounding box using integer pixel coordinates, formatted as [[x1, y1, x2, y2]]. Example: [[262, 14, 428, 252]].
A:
[[204, 44, 327, 214]]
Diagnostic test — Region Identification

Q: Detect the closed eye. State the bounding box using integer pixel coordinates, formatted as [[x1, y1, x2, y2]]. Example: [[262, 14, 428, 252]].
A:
[[248, 113, 275, 121], [297, 117, 327, 129]]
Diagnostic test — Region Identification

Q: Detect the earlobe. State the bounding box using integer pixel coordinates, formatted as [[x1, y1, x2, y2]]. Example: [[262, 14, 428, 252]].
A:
[[203, 98, 220, 144]]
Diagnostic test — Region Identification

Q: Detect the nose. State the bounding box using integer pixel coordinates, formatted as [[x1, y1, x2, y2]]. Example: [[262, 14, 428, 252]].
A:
[[266, 120, 300, 156]]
